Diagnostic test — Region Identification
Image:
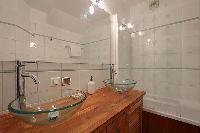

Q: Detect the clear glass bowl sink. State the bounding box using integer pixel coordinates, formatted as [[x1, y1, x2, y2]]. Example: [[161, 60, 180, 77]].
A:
[[103, 79, 137, 93], [8, 89, 86, 125]]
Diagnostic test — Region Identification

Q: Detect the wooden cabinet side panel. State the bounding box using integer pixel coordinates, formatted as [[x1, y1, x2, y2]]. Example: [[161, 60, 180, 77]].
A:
[[127, 100, 143, 133]]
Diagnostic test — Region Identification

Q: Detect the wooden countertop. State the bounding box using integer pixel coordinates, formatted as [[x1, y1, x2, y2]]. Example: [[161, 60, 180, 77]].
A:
[[0, 88, 145, 133]]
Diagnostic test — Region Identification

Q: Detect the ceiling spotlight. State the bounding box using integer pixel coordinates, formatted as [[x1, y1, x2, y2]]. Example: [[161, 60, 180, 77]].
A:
[[127, 23, 133, 29], [119, 25, 125, 31], [30, 42, 37, 48], [89, 5, 94, 15]]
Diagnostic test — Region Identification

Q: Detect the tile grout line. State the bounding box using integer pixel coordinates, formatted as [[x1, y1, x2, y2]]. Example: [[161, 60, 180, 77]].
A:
[[0, 20, 111, 46], [0, 62, 3, 113]]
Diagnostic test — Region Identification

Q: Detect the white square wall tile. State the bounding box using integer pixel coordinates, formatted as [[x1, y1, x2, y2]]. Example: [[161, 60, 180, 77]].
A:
[[182, 20, 200, 36], [166, 37, 182, 54], [182, 53, 200, 68], [2, 61, 15, 70], [38, 71, 61, 92], [167, 70, 182, 99], [143, 55, 155, 68], [154, 69, 169, 98], [38, 71, 62, 103], [155, 24, 181, 39], [0, 5, 17, 23], [182, 36, 200, 54], [38, 62, 61, 70], [154, 39, 167, 55], [131, 69, 144, 90], [132, 55, 143, 68], [15, 27, 30, 43], [167, 70, 182, 86], [25, 63, 37, 71], [167, 54, 182, 68], [155, 54, 167, 68], [79, 70, 90, 92], [181, 0, 200, 20], [15, 41, 31, 61], [155, 7, 182, 26], [0, 23, 15, 40], [61, 71, 79, 91], [182, 70, 200, 102], [143, 69, 155, 95], [0, 38, 15, 61], [2, 73, 15, 111], [117, 69, 132, 82]]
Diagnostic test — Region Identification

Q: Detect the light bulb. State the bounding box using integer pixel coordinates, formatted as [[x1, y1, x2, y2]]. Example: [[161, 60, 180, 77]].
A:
[[119, 26, 125, 31], [30, 42, 37, 48], [127, 23, 133, 29], [138, 31, 144, 36], [89, 5, 94, 15]]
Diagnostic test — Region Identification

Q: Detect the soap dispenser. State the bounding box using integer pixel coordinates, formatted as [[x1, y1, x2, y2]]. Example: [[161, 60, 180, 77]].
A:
[[87, 76, 96, 94]]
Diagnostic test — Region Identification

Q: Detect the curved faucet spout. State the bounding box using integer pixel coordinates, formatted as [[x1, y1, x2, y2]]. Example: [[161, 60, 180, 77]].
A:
[[21, 73, 40, 84]]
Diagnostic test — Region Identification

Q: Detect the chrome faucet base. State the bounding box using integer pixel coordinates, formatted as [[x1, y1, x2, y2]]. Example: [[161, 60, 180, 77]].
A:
[[16, 61, 40, 98]]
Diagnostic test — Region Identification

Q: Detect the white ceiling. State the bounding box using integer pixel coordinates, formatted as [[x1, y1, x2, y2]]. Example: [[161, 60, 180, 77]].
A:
[[24, 0, 143, 18], [24, 0, 143, 33], [24, 0, 109, 22]]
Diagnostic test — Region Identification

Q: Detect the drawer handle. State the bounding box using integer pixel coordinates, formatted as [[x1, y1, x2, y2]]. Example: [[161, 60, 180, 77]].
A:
[[115, 129, 120, 133]]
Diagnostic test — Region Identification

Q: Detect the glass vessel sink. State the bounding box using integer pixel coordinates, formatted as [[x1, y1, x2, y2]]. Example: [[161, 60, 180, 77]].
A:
[[103, 79, 137, 93], [8, 89, 86, 125]]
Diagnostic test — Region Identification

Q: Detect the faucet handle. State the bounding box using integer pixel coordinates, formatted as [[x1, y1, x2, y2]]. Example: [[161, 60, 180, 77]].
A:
[[62, 77, 71, 86]]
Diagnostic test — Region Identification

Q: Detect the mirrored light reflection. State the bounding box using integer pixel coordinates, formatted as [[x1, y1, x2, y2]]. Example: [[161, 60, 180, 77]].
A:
[[127, 23, 133, 29], [89, 5, 94, 15], [131, 33, 136, 38], [146, 38, 152, 46], [119, 26, 125, 31], [30, 42, 37, 48], [138, 31, 144, 36]]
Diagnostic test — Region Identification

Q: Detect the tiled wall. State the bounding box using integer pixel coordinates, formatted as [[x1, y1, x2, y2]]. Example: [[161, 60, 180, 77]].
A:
[[0, 61, 109, 113], [127, 0, 200, 125]]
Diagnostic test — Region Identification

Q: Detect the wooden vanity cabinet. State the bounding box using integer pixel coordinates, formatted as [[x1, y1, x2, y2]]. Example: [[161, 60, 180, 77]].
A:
[[107, 113, 128, 133], [0, 88, 145, 133], [94, 100, 143, 133]]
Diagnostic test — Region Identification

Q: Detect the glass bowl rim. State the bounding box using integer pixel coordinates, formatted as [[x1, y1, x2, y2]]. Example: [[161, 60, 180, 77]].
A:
[[8, 90, 87, 115]]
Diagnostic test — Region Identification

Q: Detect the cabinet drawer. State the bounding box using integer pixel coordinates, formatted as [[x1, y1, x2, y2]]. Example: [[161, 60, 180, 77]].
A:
[[107, 113, 128, 133]]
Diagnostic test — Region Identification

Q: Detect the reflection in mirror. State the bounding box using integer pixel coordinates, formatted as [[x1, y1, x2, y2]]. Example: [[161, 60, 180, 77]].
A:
[[0, 0, 112, 118]]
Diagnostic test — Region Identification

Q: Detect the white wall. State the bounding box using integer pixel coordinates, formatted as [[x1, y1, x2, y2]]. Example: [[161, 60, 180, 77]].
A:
[[128, 0, 200, 126], [81, 17, 111, 65]]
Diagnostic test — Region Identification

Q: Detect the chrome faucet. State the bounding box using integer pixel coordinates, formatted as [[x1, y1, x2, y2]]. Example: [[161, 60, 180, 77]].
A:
[[16, 61, 39, 98], [110, 64, 116, 82]]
